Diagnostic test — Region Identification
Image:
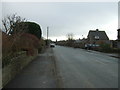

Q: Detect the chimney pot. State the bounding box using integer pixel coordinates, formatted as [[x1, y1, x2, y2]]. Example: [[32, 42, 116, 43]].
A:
[[96, 29, 99, 31]]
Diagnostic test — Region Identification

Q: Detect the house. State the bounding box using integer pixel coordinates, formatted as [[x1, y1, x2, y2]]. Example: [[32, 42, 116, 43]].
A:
[[0, 30, 1, 70], [117, 29, 120, 48], [107, 29, 120, 49], [117, 29, 120, 40], [87, 29, 109, 45]]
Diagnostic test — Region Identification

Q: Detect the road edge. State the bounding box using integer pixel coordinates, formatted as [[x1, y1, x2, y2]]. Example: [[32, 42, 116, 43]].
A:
[[50, 48, 64, 88]]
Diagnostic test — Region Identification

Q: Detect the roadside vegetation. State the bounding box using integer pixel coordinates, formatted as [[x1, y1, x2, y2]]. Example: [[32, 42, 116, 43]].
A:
[[56, 33, 120, 54], [99, 43, 120, 53], [2, 14, 46, 67]]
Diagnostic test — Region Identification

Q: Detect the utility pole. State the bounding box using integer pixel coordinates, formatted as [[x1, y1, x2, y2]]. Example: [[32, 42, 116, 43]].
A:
[[47, 26, 49, 46], [47, 26, 49, 40]]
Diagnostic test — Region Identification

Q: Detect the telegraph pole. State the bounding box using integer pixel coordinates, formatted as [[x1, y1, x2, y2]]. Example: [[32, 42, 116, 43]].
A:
[[47, 26, 49, 40], [47, 26, 49, 46]]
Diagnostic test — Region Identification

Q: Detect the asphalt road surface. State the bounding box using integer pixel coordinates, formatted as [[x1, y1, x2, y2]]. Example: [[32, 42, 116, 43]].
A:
[[4, 45, 118, 88], [53, 45, 118, 88]]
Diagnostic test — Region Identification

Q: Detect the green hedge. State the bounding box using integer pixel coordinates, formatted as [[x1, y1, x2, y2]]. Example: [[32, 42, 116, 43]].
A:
[[99, 43, 120, 53], [2, 51, 26, 68]]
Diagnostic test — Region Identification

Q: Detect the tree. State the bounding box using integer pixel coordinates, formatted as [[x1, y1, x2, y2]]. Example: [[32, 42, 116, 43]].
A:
[[2, 14, 42, 39], [66, 33, 75, 47], [2, 14, 28, 55], [67, 33, 74, 41], [2, 14, 42, 57], [24, 22, 42, 39], [13, 22, 42, 39], [2, 13, 26, 35]]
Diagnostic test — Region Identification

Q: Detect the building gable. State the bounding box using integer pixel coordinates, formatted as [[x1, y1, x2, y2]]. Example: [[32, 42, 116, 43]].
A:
[[88, 29, 109, 41], [117, 29, 120, 40]]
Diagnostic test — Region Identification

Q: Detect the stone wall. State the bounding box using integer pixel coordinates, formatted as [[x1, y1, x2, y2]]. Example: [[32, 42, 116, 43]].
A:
[[2, 50, 38, 87]]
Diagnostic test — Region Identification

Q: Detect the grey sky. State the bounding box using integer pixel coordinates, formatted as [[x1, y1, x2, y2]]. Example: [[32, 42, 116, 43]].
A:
[[1, 2, 118, 41]]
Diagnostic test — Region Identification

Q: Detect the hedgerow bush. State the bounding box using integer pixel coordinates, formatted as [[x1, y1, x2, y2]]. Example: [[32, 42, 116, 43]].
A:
[[38, 38, 46, 53], [99, 43, 120, 53], [2, 32, 42, 67], [99, 43, 112, 53]]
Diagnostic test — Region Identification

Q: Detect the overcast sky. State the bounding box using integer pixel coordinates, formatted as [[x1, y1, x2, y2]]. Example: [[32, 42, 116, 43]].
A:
[[1, 1, 118, 41]]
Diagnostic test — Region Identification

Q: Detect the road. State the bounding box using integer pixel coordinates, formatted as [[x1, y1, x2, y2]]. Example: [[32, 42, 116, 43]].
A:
[[53, 45, 118, 88], [4, 45, 118, 88]]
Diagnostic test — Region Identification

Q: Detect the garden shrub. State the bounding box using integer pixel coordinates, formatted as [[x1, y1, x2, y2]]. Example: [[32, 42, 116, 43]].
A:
[[100, 43, 112, 53]]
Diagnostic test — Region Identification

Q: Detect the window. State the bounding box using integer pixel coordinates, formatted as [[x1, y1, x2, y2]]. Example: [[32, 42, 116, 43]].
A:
[[95, 36, 99, 40]]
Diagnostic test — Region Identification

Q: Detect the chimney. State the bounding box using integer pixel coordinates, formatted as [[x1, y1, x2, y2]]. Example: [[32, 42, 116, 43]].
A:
[[96, 29, 99, 31]]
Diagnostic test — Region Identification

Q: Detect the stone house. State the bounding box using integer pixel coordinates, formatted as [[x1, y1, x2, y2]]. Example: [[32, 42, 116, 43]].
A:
[[87, 29, 110, 45]]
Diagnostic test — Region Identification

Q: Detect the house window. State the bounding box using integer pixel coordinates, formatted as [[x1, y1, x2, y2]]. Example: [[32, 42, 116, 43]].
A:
[[94, 36, 99, 40]]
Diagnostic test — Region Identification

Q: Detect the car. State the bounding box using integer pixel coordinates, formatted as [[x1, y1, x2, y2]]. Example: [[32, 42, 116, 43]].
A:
[[84, 44, 100, 50], [50, 43, 55, 48]]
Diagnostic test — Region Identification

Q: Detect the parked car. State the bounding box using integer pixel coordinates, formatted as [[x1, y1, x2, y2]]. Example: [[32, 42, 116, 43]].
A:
[[50, 43, 55, 48], [85, 44, 100, 50]]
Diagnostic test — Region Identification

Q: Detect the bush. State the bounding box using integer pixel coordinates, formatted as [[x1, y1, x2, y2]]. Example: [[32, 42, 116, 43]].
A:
[[38, 39, 46, 53], [2, 32, 41, 67], [13, 22, 42, 39], [111, 48, 120, 53], [2, 51, 26, 67], [99, 43, 112, 53]]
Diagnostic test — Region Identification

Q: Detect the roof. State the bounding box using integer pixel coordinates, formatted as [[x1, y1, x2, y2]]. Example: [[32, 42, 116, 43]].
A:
[[117, 29, 120, 31], [88, 29, 109, 40]]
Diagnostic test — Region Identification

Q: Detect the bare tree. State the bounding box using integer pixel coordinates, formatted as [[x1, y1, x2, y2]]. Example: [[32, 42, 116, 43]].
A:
[[2, 14, 28, 55], [2, 13, 26, 35], [67, 33, 74, 41]]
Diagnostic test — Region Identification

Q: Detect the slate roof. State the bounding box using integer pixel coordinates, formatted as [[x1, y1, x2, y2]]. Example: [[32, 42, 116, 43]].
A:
[[117, 29, 120, 40], [88, 29, 109, 40]]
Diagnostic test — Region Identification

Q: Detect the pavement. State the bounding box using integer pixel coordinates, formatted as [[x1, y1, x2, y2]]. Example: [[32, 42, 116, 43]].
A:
[[86, 49, 120, 59], [3, 48, 58, 88], [106, 53, 120, 58]]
